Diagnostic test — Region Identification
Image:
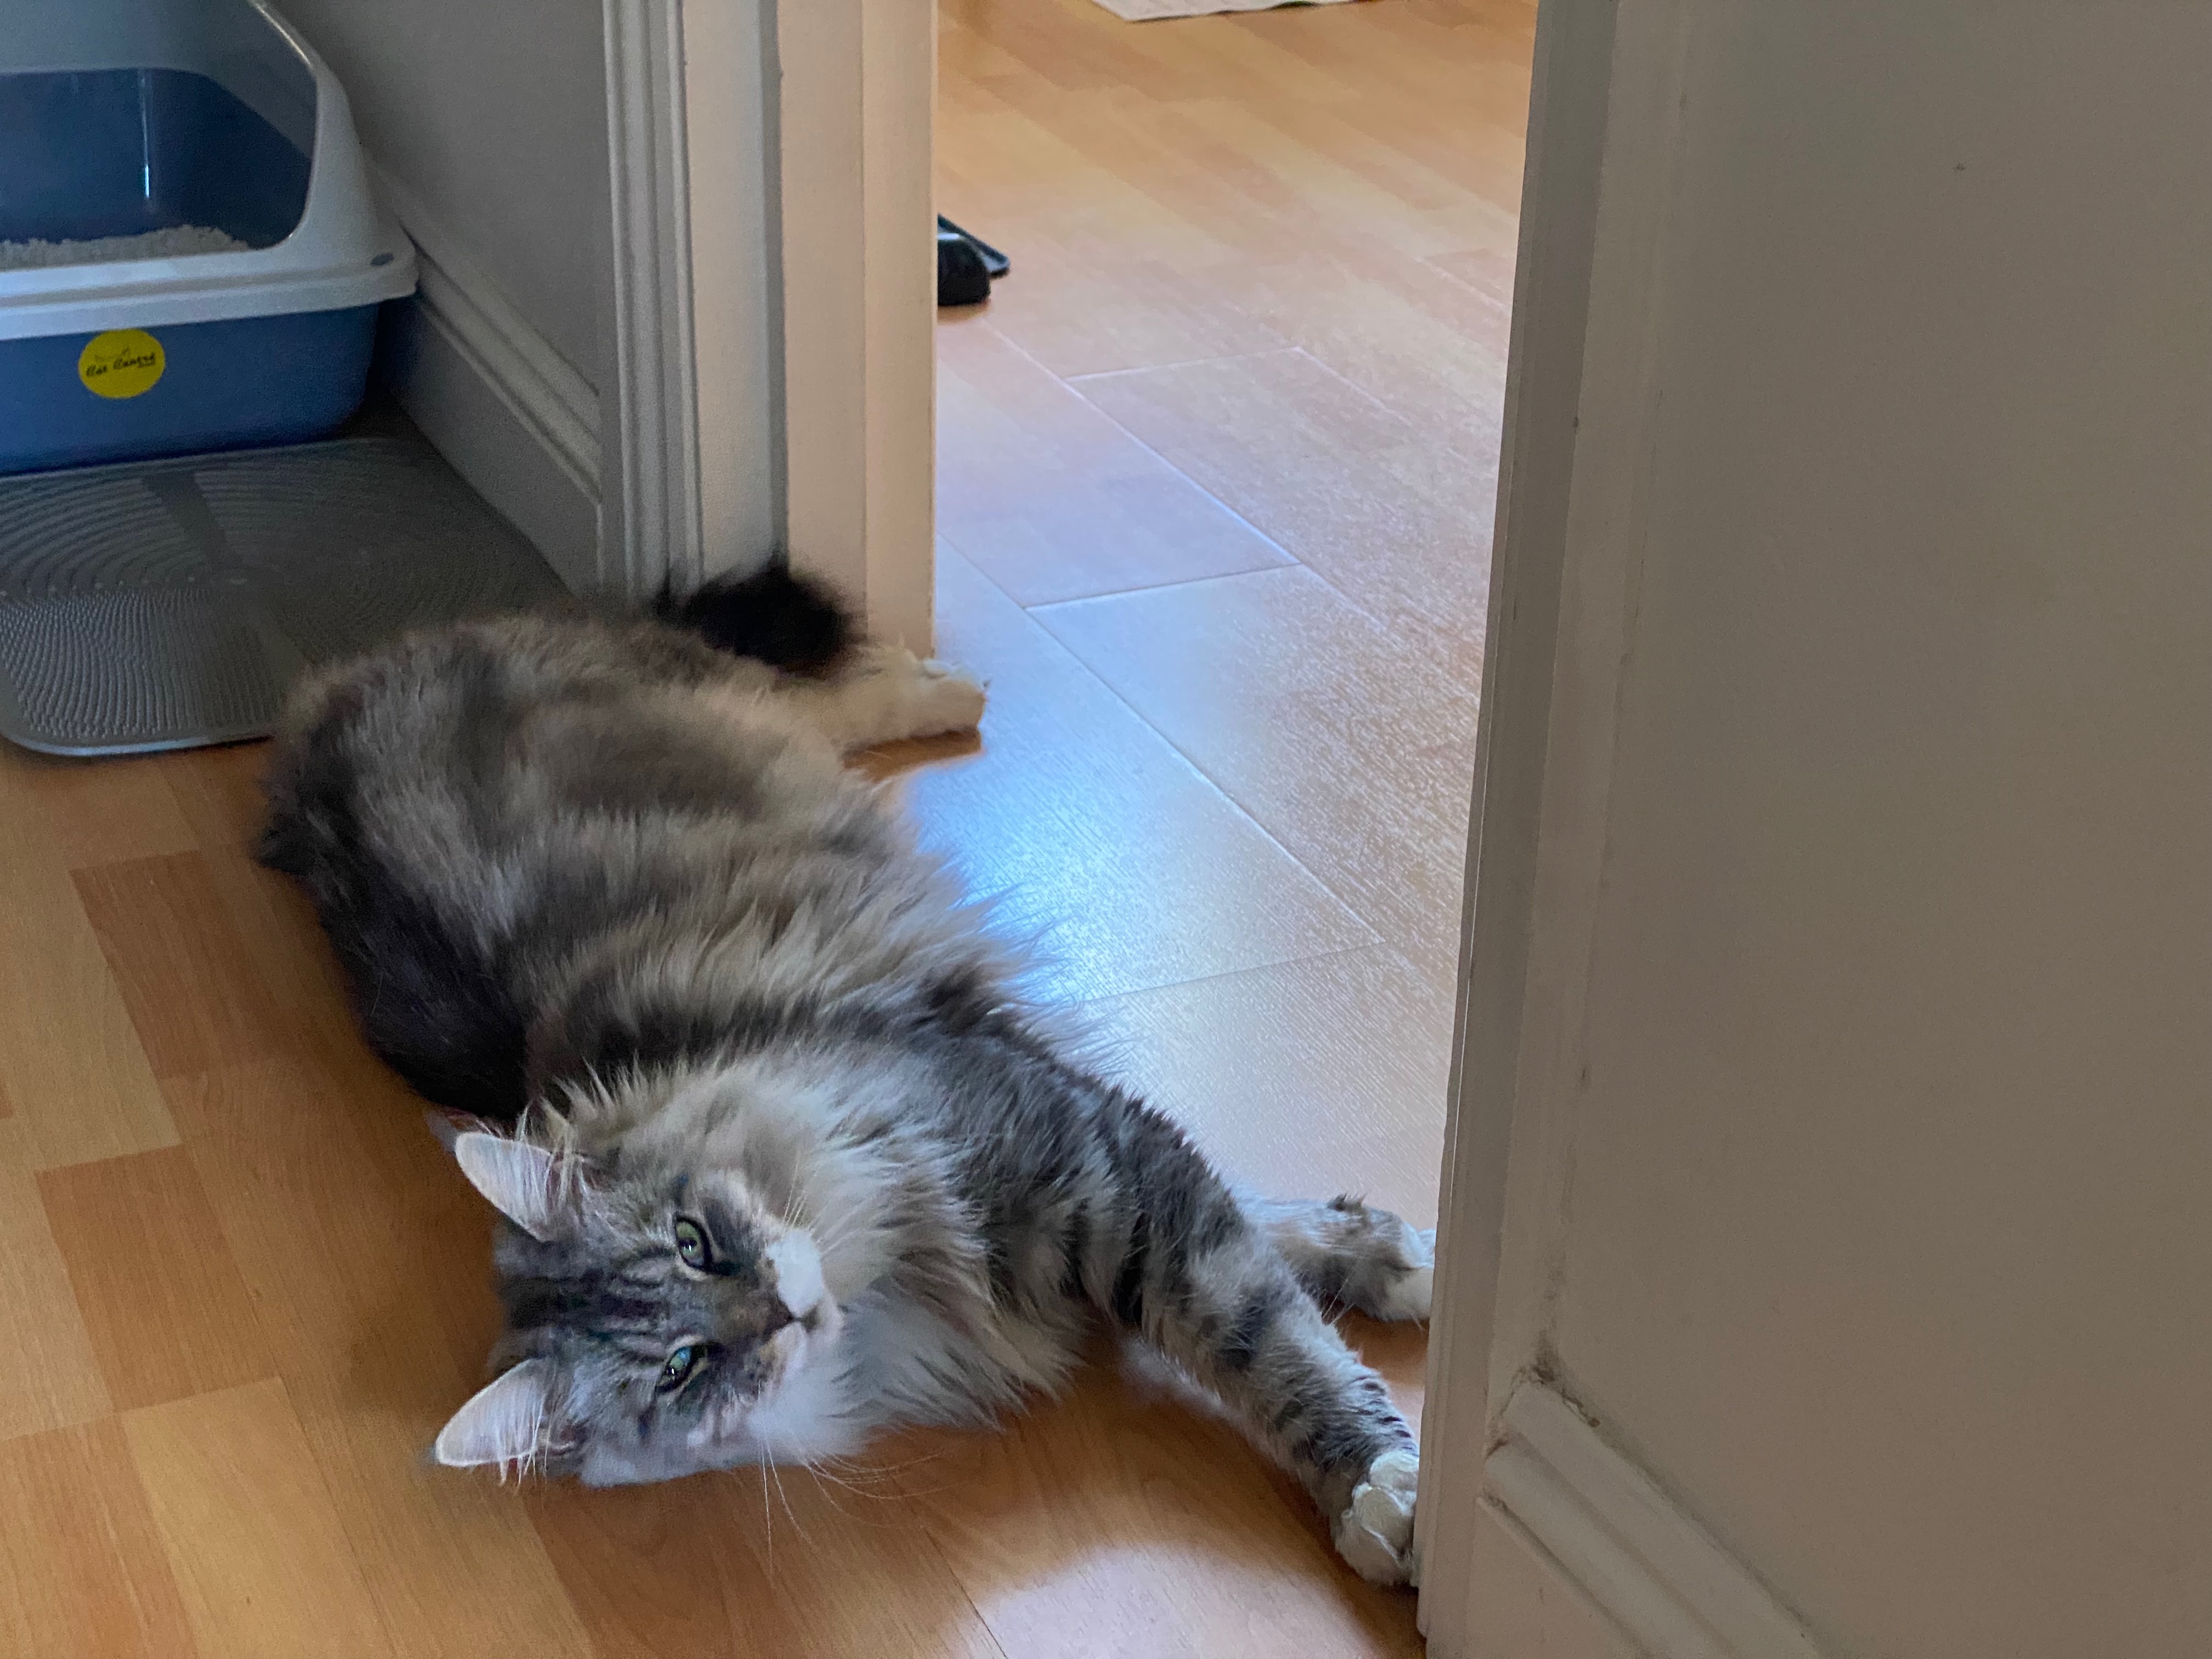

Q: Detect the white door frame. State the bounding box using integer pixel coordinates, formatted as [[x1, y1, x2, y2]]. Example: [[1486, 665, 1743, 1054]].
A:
[[772, 0, 938, 651], [1417, 3, 1826, 1655], [602, 0, 710, 599], [602, 0, 936, 648], [1412, 0, 1625, 1626]]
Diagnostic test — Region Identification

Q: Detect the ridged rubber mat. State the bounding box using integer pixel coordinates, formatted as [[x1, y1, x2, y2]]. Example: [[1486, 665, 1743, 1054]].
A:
[[0, 437, 566, 755]]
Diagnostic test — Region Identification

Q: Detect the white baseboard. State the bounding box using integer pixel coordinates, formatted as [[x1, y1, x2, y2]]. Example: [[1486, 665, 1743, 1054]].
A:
[[1477, 1383, 1828, 1659], [1463, 1499, 1644, 1659], [368, 165, 606, 592]]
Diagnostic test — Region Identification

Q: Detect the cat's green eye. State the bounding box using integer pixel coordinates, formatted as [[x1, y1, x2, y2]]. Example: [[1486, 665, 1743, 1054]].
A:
[[658, 1344, 707, 1392], [673, 1216, 710, 1268]]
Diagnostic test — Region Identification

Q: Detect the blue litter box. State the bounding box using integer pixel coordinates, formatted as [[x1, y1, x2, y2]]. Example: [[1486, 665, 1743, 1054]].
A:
[[0, 0, 416, 473]]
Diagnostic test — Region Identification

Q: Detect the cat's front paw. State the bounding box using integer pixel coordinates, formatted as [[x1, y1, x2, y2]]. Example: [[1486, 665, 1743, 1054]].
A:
[[901, 656, 986, 737], [1377, 1228, 1435, 1323], [1333, 1448, 1420, 1586]]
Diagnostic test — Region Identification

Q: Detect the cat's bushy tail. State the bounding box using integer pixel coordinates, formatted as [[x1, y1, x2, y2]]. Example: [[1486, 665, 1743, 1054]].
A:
[[653, 565, 857, 678]]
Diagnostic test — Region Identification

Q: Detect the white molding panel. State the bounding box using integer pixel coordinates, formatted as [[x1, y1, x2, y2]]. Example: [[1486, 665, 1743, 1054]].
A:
[[371, 166, 605, 591], [1480, 1384, 1827, 1659], [603, 0, 706, 597]]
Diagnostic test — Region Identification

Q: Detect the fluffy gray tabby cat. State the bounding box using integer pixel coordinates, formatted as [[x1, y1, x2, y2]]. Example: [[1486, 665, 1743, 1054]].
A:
[[258, 572, 1430, 1584]]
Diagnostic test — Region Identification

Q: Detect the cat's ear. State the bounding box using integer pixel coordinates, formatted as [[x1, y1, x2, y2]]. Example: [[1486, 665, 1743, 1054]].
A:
[[434, 1358, 563, 1469], [451, 1131, 569, 1241], [425, 1109, 494, 1157]]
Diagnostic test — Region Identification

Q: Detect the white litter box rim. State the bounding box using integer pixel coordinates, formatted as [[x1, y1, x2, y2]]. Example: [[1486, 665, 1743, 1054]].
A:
[[0, 2, 417, 342]]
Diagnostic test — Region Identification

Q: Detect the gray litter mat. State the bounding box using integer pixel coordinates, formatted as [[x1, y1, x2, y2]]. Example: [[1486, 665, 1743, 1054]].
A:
[[0, 436, 567, 756]]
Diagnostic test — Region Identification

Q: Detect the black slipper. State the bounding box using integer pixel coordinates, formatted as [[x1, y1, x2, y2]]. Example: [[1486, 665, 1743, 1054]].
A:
[[937, 227, 992, 307], [938, 216, 1011, 279]]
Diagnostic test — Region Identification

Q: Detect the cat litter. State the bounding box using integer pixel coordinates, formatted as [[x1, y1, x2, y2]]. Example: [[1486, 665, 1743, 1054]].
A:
[[0, 435, 567, 757], [0, 226, 250, 272]]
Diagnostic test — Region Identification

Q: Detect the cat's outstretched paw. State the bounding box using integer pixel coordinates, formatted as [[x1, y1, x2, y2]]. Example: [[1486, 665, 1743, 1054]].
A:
[[1333, 1448, 1420, 1586], [828, 645, 986, 748], [902, 654, 986, 737], [1376, 1228, 1435, 1323]]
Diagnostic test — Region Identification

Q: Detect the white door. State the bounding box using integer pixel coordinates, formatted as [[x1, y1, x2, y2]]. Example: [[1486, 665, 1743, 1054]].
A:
[[1417, 4, 2212, 1656]]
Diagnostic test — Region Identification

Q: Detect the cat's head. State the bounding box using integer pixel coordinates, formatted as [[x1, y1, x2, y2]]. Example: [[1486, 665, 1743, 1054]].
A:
[[430, 1124, 842, 1485]]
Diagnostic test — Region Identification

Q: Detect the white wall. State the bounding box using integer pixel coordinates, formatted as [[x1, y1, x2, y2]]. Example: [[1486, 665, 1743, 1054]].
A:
[[281, 0, 613, 390], [276, 0, 781, 595], [1439, 4, 2212, 1655]]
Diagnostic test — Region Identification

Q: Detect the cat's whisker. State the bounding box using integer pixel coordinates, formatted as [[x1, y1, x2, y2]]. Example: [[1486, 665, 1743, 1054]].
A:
[[808, 1444, 962, 1503], [812, 1455, 905, 1487], [836, 1444, 951, 1483], [806, 1220, 861, 1261], [757, 1460, 776, 1578], [792, 1459, 936, 1526], [800, 1458, 900, 1499], [792, 1461, 861, 1522], [761, 1439, 815, 1553]]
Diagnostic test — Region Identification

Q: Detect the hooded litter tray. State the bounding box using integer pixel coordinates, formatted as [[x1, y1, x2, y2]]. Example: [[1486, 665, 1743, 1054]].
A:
[[1, 0, 416, 473]]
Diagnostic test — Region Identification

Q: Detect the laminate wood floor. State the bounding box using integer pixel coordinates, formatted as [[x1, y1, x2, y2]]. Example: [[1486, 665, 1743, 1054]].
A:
[[0, 1, 1526, 1653]]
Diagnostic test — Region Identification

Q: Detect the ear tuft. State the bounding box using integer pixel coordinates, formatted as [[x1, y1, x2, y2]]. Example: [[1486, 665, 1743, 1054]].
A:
[[435, 1358, 562, 1471], [452, 1132, 567, 1240]]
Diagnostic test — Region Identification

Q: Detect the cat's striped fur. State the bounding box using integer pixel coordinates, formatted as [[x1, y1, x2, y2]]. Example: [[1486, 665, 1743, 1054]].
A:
[[257, 571, 1429, 1584]]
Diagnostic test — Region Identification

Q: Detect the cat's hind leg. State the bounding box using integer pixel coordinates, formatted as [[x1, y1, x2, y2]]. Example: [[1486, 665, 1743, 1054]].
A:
[[1247, 1195, 1434, 1322], [1081, 1099, 1422, 1584], [778, 642, 986, 752]]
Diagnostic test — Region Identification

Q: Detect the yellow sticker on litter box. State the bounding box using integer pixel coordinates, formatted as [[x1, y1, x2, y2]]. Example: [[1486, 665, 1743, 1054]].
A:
[[78, 329, 166, 399]]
